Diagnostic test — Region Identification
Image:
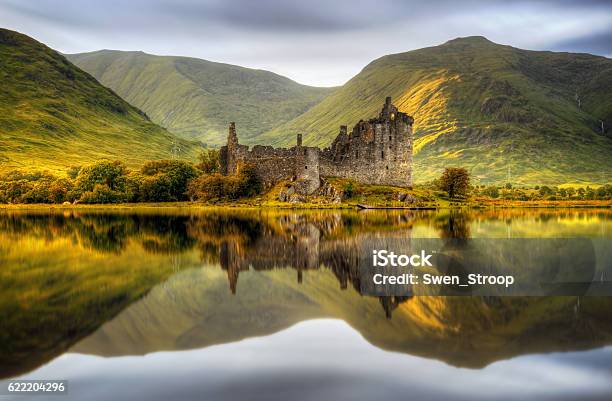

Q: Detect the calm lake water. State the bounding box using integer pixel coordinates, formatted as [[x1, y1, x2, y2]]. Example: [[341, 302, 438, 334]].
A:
[[1, 208, 612, 401]]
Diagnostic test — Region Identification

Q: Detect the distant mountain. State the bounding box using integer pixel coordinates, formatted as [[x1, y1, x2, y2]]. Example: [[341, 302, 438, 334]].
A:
[[0, 29, 198, 174], [67, 50, 334, 146], [261, 37, 612, 185]]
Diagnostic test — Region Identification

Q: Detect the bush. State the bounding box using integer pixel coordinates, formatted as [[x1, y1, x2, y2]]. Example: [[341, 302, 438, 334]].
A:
[[48, 178, 73, 203], [75, 160, 129, 194], [0, 170, 70, 203], [482, 186, 500, 198], [140, 160, 199, 201], [343, 181, 356, 198], [79, 184, 126, 204], [197, 149, 220, 174], [188, 163, 261, 201], [139, 174, 174, 202]]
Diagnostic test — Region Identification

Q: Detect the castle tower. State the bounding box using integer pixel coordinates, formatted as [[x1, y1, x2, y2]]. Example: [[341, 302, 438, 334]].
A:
[[380, 96, 398, 121], [228, 122, 238, 148], [294, 134, 320, 195]]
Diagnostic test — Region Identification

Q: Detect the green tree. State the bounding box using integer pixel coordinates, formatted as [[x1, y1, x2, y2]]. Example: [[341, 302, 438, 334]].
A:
[[187, 163, 261, 201], [437, 167, 470, 199], [139, 174, 174, 202], [482, 186, 500, 198], [79, 184, 126, 204], [197, 149, 221, 174], [75, 160, 129, 193], [140, 160, 199, 201], [539, 185, 553, 196]]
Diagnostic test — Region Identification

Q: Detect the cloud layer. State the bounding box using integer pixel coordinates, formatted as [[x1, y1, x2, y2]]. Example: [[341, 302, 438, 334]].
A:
[[1, 0, 611, 86]]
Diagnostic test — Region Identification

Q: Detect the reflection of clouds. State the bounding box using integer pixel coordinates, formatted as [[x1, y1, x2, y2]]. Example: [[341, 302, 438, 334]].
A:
[[22, 320, 612, 401], [1, 0, 611, 85]]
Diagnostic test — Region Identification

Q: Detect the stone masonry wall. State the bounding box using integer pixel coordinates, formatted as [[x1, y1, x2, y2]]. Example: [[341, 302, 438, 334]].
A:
[[219, 97, 414, 193], [320, 97, 414, 187]]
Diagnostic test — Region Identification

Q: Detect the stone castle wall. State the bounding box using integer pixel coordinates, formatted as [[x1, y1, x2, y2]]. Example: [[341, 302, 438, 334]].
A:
[[320, 97, 413, 187], [219, 98, 414, 194]]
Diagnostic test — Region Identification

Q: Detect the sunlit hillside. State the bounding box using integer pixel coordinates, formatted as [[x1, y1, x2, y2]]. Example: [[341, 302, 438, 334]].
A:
[[0, 29, 199, 174], [261, 37, 612, 185]]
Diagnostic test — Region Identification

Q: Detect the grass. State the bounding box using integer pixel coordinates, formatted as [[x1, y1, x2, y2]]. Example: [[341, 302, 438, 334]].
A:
[[260, 36, 612, 185], [67, 50, 335, 146], [0, 29, 199, 175]]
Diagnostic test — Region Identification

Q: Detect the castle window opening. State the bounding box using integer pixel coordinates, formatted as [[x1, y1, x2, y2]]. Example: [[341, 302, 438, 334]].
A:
[[381, 150, 384, 158], [305, 165, 308, 169]]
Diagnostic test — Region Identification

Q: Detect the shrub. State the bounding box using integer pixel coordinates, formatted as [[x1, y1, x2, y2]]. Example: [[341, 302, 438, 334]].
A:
[[188, 163, 261, 201], [79, 184, 126, 204], [75, 160, 129, 194], [140, 160, 199, 201], [197, 149, 220, 174], [343, 181, 356, 198], [139, 174, 174, 202], [482, 186, 500, 198]]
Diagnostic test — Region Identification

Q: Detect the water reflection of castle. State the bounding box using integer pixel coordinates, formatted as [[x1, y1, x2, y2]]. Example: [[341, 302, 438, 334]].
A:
[[213, 213, 416, 317], [9, 209, 604, 317]]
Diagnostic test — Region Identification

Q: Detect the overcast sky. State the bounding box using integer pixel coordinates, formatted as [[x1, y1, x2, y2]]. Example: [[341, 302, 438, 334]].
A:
[[1, 0, 611, 86]]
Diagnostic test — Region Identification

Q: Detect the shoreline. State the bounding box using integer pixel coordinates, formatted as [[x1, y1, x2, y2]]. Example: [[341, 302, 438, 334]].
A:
[[0, 200, 610, 211]]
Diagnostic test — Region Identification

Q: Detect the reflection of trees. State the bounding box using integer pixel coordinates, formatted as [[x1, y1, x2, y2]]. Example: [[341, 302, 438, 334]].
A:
[[436, 211, 471, 239], [0, 211, 422, 316], [136, 215, 196, 254], [2, 208, 609, 316]]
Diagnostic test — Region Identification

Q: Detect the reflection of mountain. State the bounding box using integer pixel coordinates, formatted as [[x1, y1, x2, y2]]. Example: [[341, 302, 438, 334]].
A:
[[1, 209, 612, 379], [71, 266, 612, 369]]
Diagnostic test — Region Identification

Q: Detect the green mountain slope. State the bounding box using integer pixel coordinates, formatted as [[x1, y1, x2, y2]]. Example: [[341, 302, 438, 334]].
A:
[[261, 37, 612, 185], [67, 50, 334, 146], [0, 29, 198, 174]]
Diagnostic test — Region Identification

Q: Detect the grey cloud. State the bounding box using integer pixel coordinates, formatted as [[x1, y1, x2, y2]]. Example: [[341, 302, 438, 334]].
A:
[[553, 29, 612, 56], [1, 0, 611, 86]]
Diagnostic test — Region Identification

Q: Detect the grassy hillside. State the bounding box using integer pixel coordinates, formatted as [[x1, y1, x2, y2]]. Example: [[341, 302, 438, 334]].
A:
[[67, 50, 334, 146], [261, 37, 612, 185], [0, 29, 198, 175]]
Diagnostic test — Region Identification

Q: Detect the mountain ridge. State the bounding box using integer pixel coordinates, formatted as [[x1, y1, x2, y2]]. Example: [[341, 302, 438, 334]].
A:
[[67, 50, 335, 146], [260, 36, 612, 185]]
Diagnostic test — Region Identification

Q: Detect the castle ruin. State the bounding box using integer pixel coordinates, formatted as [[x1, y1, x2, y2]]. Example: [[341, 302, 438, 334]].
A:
[[220, 97, 414, 193]]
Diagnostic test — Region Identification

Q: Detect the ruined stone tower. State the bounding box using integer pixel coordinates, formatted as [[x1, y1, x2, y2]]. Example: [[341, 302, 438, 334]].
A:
[[320, 97, 414, 187], [219, 97, 414, 192]]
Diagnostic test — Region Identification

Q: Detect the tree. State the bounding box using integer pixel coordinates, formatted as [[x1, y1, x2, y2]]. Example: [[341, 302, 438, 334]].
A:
[[539, 185, 553, 196], [79, 184, 126, 204], [140, 160, 199, 201], [75, 160, 129, 193], [67, 165, 82, 180], [437, 167, 470, 199], [197, 149, 220, 174], [187, 162, 261, 201], [482, 186, 500, 198]]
